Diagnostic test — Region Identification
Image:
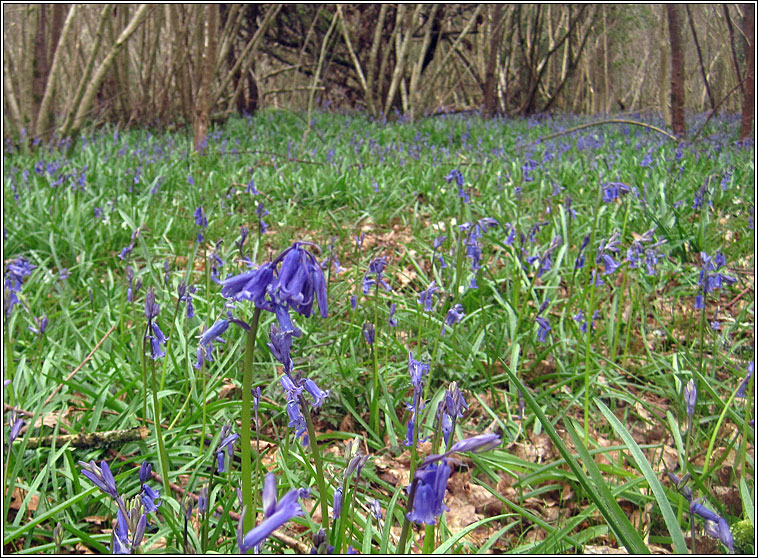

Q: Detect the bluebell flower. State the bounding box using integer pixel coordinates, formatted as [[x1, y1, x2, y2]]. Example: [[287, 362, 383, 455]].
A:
[[112, 509, 131, 554], [256, 202, 269, 234], [363, 322, 375, 345], [198, 486, 208, 514], [362, 256, 391, 294], [355, 233, 365, 250], [602, 182, 631, 203], [303, 378, 330, 408], [404, 352, 430, 447], [141, 484, 161, 513], [689, 499, 720, 523], [575, 234, 590, 270], [78, 460, 121, 500], [418, 281, 439, 312], [144, 289, 166, 360], [178, 282, 196, 319], [238, 473, 304, 553], [442, 304, 464, 336], [388, 303, 398, 327], [370, 499, 382, 521], [406, 460, 451, 525], [138, 462, 152, 486], [445, 169, 464, 187], [333, 486, 343, 520], [216, 426, 238, 474], [237, 226, 249, 252], [535, 316, 551, 343], [8, 413, 24, 444], [350, 295, 357, 310], [221, 242, 328, 336], [449, 433, 501, 454], [246, 177, 258, 195], [695, 252, 737, 309], [684, 379, 697, 420], [737, 362, 753, 398], [267, 324, 294, 372], [28, 315, 49, 336]]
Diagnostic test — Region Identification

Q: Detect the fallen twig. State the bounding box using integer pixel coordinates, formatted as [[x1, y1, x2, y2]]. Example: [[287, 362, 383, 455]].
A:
[[516, 118, 678, 151], [15, 427, 148, 449]]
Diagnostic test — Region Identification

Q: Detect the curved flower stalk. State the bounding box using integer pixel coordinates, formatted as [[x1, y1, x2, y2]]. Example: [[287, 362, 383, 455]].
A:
[[218, 242, 328, 536]]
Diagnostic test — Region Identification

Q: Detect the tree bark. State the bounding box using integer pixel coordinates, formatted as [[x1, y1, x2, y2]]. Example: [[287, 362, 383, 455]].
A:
[[483, 4, 503, 117], [667, 5, 686, 137], [193, 4, 218, 151], [740, 3, 754, 140], [63, 4, 150, 139], [34, 5, 77, 139]]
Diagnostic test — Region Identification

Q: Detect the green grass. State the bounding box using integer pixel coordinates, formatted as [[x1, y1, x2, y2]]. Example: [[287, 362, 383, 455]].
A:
[[3, 109, 754, 554]]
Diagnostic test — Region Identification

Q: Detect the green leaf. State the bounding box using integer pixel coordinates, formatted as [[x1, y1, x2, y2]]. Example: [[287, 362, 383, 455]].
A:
[[596, 399, 688, 554], [502, 366, 649, 554]]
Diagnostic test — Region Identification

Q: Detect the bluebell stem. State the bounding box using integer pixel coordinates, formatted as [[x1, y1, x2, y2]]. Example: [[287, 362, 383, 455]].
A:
[[237, 473, 304, 553]]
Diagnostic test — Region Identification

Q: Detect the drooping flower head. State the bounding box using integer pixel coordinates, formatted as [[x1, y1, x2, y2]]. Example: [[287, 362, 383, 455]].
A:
[[144, 288, 166, 360], [238, 473, 304, 553], [406, 460, 451, 525], [221, 242, 328, 336]]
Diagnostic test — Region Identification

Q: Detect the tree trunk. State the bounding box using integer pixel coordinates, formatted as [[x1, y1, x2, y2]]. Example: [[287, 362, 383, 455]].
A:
[[194, 4, 218, 151], [667, 5, 686, 137], [63, 4, 150, 140], [483, 4, 503, 117], [740, 3, 754, 141]]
